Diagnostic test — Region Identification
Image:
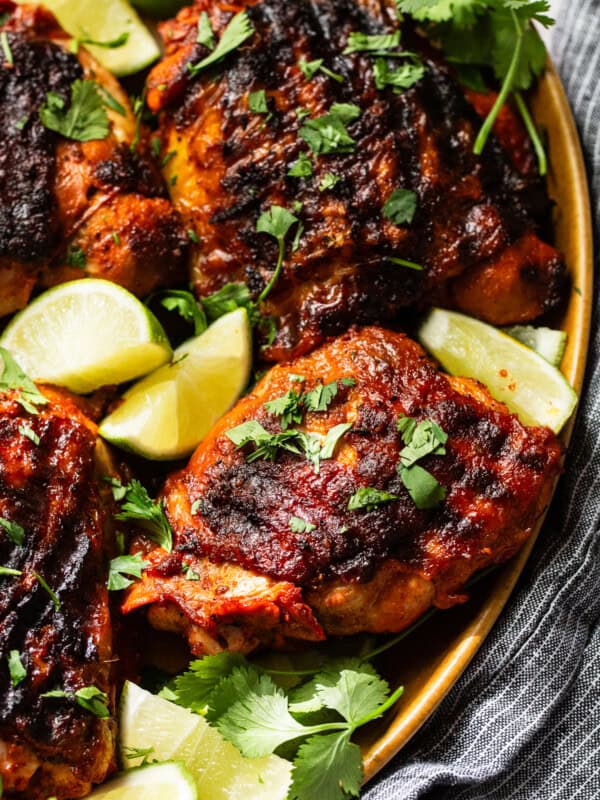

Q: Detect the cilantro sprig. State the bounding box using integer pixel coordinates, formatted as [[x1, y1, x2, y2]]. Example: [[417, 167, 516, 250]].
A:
[[40, 79, 110, 142], [162, 653, 403, 800], [107, 553, 149, 591], [396, 0, 554, 172], [108, 478, 173, 552], [299, 103, 361, 156], [256, 205, 301, 304], [189, 11, 254, 76], [42, 685, 110, 718]]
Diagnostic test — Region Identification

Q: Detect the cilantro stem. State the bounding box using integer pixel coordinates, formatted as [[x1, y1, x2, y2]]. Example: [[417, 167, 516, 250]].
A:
[[258, 239, 285, 304], [351, 684, 405, 730], [473, 10, 523, 156], [514, 90, 547, 176]]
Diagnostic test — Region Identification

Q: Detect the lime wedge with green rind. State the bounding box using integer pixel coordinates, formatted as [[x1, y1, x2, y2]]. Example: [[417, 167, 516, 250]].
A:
[[0, 279, 172, 394], [503, 325, 567, 367], [99, 309, 252, 460], [88, 762, 197, 800], [418, 308, 577, 433], [119, 681, 292, 800], [18, 0, 161, 76]]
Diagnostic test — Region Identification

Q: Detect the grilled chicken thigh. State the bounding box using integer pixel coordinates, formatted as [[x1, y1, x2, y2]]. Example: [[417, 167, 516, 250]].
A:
[[0, 384, 117, 799], [147, 0, 566, 361], [123, 327, 563, 655], [0, 2, 187, 318]]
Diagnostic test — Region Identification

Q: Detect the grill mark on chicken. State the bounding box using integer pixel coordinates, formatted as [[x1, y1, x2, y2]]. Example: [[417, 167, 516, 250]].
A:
[[0, 390, 116, 798], [148, 0, 566, 360], [0, 35, 80, 263]]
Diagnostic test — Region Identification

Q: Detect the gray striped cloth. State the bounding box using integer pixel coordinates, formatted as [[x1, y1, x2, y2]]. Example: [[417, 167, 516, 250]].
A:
[[365, 2, 600, 798]]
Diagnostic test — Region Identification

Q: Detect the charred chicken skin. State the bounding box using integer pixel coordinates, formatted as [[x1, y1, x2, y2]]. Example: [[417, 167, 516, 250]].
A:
[[147, 0, 566, 361], [0, 386, 116, 799], [123, 327, 563, 655], [0, 2, 187, 318]]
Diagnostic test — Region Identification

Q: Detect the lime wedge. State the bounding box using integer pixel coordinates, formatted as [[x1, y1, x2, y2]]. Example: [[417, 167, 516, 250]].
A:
[[0, 280, 172, 394], [19, 0, 161, 76], [504, 325, 567, 367], [119, 681, 292, 800], [88, 763, 197, 800], [99, 309, 252, 460], [418, 308, 577, 432]]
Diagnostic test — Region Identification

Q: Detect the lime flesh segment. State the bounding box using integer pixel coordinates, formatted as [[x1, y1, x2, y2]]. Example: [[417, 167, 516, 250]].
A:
[[504, 325, 567, 367], [18, 0, 161, 76], [119, 681, 292, 800], [88, 763, 197, 800], [418, 309, 577, 433], [0, 279, 172, 394], [99, 309, 252, 460]]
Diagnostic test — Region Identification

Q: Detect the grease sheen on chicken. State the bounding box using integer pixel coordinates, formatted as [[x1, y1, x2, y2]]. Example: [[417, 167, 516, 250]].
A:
[[123, 327, 563, 655], [0, 386, 117, 799], [0, 2, 187, 318], [148, 0, 566, 361]]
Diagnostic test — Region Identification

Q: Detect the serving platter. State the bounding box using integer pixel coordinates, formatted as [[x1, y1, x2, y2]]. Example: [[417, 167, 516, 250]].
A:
[[360, 61, 594, 783]]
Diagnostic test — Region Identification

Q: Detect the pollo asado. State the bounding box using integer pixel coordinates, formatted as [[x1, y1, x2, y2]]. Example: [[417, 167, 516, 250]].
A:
[[123, 327, 563, 655], [0, 1, 187, 318], [0, 381, 117, 798], [147, 0, 567, 361]]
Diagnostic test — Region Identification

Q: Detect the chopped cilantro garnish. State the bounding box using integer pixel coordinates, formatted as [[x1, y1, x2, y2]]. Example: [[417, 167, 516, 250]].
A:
[[107, 553, 149, 591], [108, 478, 173, 553], [40, 80, 110, 142], [264, 390, 304, 430], [288, 151, 314, 178], [395, 414, 448, 509], [197, 11, 215, 49], [298, 58, 344, 83], [343, 31, 401, 54], [382, 188, 417, 225], [34, 572, 60, 611], [398, 462, 447, 509], [289, 516, 316, 534], [348, 487, 399, 511], [8, 650, 26, 687], [389, 256, 424, 271], [154, 289, 207, 336], [248, 89, 271, 117], [303, 381, 339, 412], [189, 11, 254, 76], [225, 420, 303, 462], [319, 172, 340, 192], [0, 347, 48, 415], [373, 58, 425, 92], [256, 205, 300, 303], [299, 103, 361, 156], [0, 517, 24, 546], [188, 228, 200, 243], [19, 422, 40, 445], [320, 422, 352, 459], [42, 685, 110, 718], [1, 31, 13, 66], [66, 245, 86, 269]]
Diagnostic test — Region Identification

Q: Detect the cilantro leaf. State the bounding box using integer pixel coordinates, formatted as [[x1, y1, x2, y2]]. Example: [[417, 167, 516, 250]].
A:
[[225, 421, 303, 462], [382, 189, 417, 225], [264, 390, 304, 430], [288, 659, 380, 715], [315, 670, 389, 726], [249, 89, 270, 115], [155, 289, 208, 335], [75, 685, 110, 718], [396, 0, 487, 25], [288, 152, 314, 178], [0, 347, 48, 415], [197, 11, 215, 48], [303, 382, 339, 412], [344, 30, 401, 54], [66, 245, 87, 268], [189, 11, 254, 76], [0, 518, 24, 546], [217, 686, 308, 757], [320, 423, 352, 460], [299, 58, 344, 83], [373, 58, 425, 92], [397, 417, 447, 467], [299, 103, 361, 156], [319, 173, 340, 192], [8, 650, 26, 687], [19, 422, 40, 446], [202, 283, 253, 321], [399, 463, 447, 509], [207, 664, 272, 721], [40, 80, 110, 142], [348, 487, 398, 512], [171, 652, 246, 714], [110, 478, 173, 552], [289, 516, 316, 534], [256, 206, 300, 303], [107, 553, 149, 591], [290, 732, 362, 800]]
